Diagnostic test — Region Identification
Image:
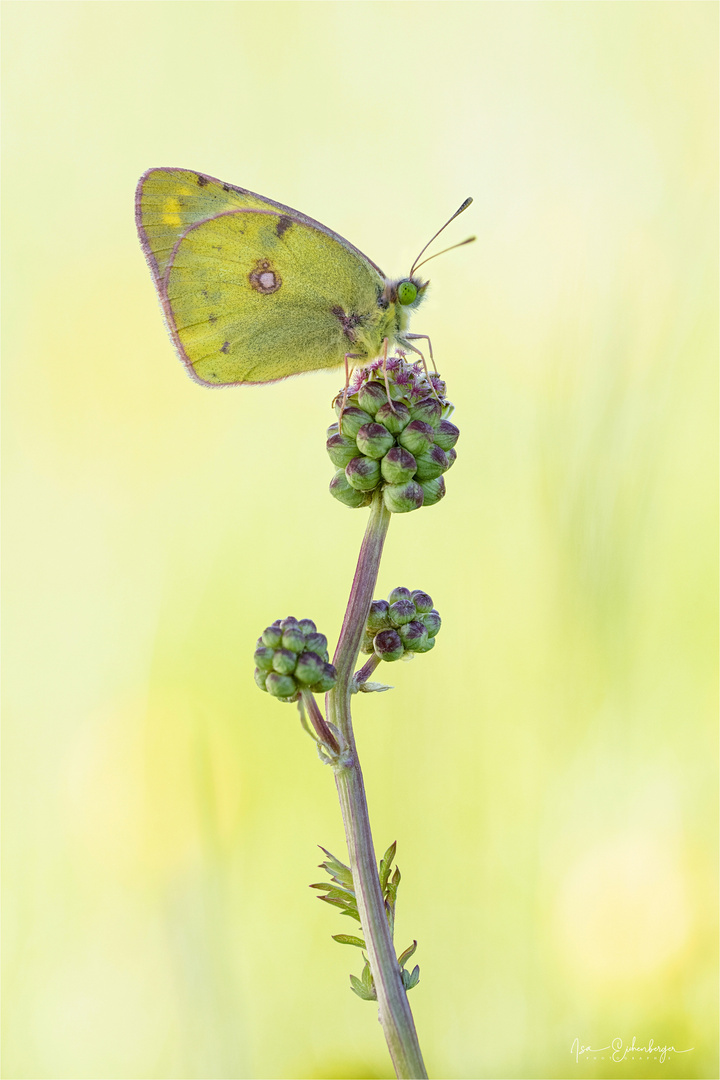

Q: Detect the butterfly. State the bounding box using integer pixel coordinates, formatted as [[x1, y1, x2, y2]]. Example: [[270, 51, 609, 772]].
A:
[[135, 168, 473, 388]]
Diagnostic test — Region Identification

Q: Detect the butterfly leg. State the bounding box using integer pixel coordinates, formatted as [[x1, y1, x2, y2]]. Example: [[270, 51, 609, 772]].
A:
[[380, 338, 398, 413], [339, 353, 363, 428], [405, 333, 437, 374]]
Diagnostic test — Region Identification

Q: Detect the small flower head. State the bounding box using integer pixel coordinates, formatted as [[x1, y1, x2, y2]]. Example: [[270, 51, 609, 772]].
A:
[[254, 617, 336, 702], [328, 356, 459, 514], [360, 588, 442, 661]]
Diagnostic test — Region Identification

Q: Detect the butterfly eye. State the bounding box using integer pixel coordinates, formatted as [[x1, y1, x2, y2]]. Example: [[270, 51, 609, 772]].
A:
[[397, 280, 418, 306]]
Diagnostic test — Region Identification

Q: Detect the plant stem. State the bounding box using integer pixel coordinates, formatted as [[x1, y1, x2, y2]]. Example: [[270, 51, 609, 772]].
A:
[[327, 493, 428, 1080]]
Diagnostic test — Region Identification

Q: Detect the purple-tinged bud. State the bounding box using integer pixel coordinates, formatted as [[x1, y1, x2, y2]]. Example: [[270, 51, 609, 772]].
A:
[[399, 620, 429, 652], [445, 447, 457, 469], [398, 420, 434, 456], [280, 617, 299, 630], [311, 662, 337, 693], [414, 444, 449, 482], [434, 419, 460, 451], [254, 667, 269, 690], [281, 627, 306, 653], [330, 470, 371, 508], [356, 422, 394, 460], [373, 628, 404, 662], [383, 479, 424, 514], [360, 630, 376, 655], [254, 646, 275, 671], [339, 405, 374, 439], [345, 455, 382, 492], [272, 648, 297, 675], [388, 587, 412, 603], [265, 672, 298, 699], [421, 609, 441, 637], [367, 599, 391, 630], [261, 626, 283, 648], [419, 476, 446, 506], [327, 433, 360, 468], [389, 598, 416, 625], [326, 421, 340, 438], [375, 400, 411, 435], [410, 590, 434, 613], [413, 635, 436, 654], [381, 446, 417, 485], [298, 618, 316, 635], [305, 631, 328, 657], [294, 651, 326, 685], [357, 380, 388, 416], [410, 397, 442, 429]]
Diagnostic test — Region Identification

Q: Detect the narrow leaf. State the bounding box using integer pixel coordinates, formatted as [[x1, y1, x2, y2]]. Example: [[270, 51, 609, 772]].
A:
[[397, 940, 418, 969], [332, 934, 366, 948], [379, 841, 397, 892], [350, 975, 376, 1001]]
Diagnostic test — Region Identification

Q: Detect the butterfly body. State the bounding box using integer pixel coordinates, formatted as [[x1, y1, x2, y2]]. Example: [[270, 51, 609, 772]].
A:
[[136, 168, 428, 387]]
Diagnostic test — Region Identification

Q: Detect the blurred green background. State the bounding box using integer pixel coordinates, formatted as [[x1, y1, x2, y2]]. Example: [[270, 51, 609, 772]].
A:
[[2, 2, 717, 1078]]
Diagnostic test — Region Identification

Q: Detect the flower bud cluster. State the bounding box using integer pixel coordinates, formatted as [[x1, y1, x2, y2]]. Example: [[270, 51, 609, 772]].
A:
[[254, 617, 336, 703], [327, 356, 459, 513], [361, 587, 441, 662]]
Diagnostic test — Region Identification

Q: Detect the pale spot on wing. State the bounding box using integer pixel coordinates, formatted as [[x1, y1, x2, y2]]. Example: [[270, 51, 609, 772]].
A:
[[161, 196, 182, 226]]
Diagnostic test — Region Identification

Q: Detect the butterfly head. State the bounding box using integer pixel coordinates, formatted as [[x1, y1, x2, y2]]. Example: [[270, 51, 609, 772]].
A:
[[384, 276, 429, 310]]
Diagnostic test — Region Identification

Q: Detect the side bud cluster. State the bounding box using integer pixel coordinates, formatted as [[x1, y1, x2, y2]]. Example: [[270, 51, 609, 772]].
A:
[[254, 617, 336, 703], [361, 587, 441, 661], [327, 357, 459, 514]]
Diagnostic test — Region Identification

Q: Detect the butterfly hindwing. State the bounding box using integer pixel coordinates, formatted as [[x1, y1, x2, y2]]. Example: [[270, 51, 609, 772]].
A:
[[162, 208, 388, 386]]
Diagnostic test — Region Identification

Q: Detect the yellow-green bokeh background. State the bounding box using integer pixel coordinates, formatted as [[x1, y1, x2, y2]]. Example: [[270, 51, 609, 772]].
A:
[[2, 3, 717, 1078]]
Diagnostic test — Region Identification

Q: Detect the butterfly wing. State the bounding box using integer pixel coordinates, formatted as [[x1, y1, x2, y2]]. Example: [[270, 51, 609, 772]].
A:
[[161, 208, 387, 386], [136, 167, 386, 287]]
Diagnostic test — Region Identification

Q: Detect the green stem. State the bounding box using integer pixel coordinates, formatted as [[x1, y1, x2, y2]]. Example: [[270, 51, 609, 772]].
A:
[[327, 493, 428, 1080]]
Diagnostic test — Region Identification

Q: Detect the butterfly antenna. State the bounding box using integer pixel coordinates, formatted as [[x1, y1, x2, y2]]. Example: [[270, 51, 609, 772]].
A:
[[410, 197, 473, 277], [412, 235, 476, 273]]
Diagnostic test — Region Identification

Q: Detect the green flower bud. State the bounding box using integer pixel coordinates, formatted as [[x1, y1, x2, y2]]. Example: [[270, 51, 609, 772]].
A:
[[413, 635, 436, 654], [421, 609, 441, 637], [330, 470, 372, 508], [410, 590, 434, 613], [399, 620, 429, 652], [381, 446, 417, 485], [445, 447, 457, 469], [360, 629, 376, 655], [305, 631, 328, 657], [265, 672, 298, 699], [367, 599, 391, 630], [346, 455, 382, 492], [326, 421, 340, 438], [409, 396, 442, 429], [414, 445, 449, 482], [356, 422, 394, 460], [279, 616, 299, 630], [254, 666, 269, 690], [389, 598, 416, 625], [383, 479, 424, 514], [261, 626, 283, 648], [339, 405, 374, 439], [434, 419, 460, 451], [281, 627, 306, 653], [327, 433, 360, 468], [419, 476, 446, 506], [254, 645, 275, 671], [388, 587, 412, 603], [398, 420, 435, 456], [294, 651, 326, 685], [375, 400, 411, 435], [272, 648, 298, 675], [298, 618, 316, 635], [357, 380, 388, 416], [373, 628, 405, 662], [311, 662, 337, 693]]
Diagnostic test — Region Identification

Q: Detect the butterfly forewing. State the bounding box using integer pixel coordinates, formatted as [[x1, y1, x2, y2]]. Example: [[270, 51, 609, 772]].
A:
[[136, 168, 386, 287], [163, 209, 384, 386]]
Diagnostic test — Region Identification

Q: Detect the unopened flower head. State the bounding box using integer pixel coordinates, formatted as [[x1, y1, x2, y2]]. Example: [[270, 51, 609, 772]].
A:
[[327, 356, 459, 514], [361, 587, 442, 661], [254, 616, 336, 702]]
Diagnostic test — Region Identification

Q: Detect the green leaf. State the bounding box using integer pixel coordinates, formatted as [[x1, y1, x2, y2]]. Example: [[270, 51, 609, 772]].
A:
[[361, 959, 375, 992], [397, 940, 417, 969], [350, 975, 376, 1001], [379, 841, 397, 892], [318, 847, 354, 887], [402, 964, 420, 991], [332, 934, 366, 948], [339, 908, 362, 922]]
